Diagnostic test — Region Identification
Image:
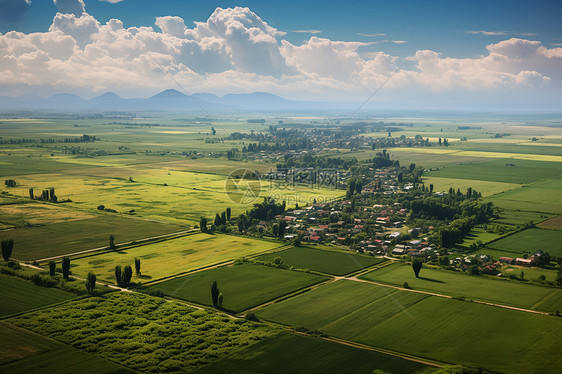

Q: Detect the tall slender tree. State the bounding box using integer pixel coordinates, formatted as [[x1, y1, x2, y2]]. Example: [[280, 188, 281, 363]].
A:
[[115, 265, 122, 286], [62, 257, 70, 280], [134, 257, 141, 275], [210, 280, 220, 308], [1, 239, 14, 261], [49, 260, 56, 276]]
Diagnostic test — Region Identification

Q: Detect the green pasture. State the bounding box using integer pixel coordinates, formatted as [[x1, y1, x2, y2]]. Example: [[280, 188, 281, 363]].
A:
[[425, 158, 562, 184], [486, 177, 562, 214], [193, 332, 433, 374], [488, 228, 562, 256], [70, 233, 283, 283], [10, 292, 274, 374], [0, 275, 76, 317], [0, 322, 134, 374], [257, 280, 562, 374], [359, 263, 560, 311], [493, 209, 551, 225], [255, 246, 386, 275], [150, 263, 328, 312], [0, 215, 183, 261], [456, 226, 502, 247]]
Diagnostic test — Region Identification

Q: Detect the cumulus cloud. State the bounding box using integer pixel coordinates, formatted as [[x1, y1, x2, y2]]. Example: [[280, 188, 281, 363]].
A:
[[0, 5, 560, 104], [293, 30, 321, 34]]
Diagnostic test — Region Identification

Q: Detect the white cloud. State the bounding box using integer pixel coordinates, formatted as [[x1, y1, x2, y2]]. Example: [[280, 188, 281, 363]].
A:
[[0, 5, 560, 106], [358, 33, 386, 37], [53, 0, 85, 17], [467, 30, 508, 36], [98, 0, 124, 3], [293, 30, 321, 34]]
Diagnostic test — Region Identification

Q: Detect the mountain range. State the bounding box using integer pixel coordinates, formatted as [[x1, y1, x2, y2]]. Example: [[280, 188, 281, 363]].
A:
[[0, 89, 332, 112]]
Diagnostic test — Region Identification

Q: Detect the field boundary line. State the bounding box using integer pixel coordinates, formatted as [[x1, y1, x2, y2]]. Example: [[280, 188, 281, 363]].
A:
[[529, 289, 560, 311]]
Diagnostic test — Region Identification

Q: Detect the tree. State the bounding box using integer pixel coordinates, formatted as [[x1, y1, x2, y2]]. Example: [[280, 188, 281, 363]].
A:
[[468, 265, 480, 276], [200, 217, 208, 232], [210, 280, 220, 308], [211, 127, 216, 136], [355, 180, 362, 194], [29, 187, 34, 199], [429, 184, 434, 193], [49, 260, 56, 276], [214, 213, 221, 227], [218, 293, 224, 309], [135, 257, 141, 275], [122, 265, 133, 286], [1, 239, 14, 261], [108, 234, 115, 249], [221, 211, 227, 226], [86, 272, 96, 293], [412, 259, 422, 278], [278, 219, 287, 238], [115, 265, 122, 286], [226, 207, 231, 220], [556, 267, 562, 286], [62, 257, 70, 280]]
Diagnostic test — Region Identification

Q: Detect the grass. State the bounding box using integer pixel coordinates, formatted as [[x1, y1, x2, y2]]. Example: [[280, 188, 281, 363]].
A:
[[493, 209, 551, 225], [0, 322, 134, 374], [488, 228, 562, 256], [255, 246, 387, 275], [0, 215, 184, 261], [487, 177, 562, 214], [150, 263, 328, 312], [359, 263, 560, 311], [0, 275, 76, 317], [455, 226, 502, 247], [11, 292, 274, 374], [425, 159, 562, 184], [70, 233, 283, 283], [257, 280, 562, 374], [193, 332, 433, 374]]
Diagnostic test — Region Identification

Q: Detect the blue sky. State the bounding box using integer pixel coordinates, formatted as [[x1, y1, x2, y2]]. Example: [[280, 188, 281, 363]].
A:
[[3, 0, 561, 56], [0, 0, 561, 109]]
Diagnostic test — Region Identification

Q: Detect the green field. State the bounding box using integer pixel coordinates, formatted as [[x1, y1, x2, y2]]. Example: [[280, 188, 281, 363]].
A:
[[70, 233, 283, 282], [0, 275, 76, 317], [488, 228, 562, 256], [150, 263, 329, 312], [193, 332, 433, 374], [487, 178, 562, 214], [359, 263, 561, 311], [255, 246, 386, 275], [11, 292, 274, 374], [257, 280, 562, 374], [0, 215, 184, 261], [493, 209, 551, 225], [456, 226, 502, 247], [0, 322, 134, 374], [425, 159, 562, 184]]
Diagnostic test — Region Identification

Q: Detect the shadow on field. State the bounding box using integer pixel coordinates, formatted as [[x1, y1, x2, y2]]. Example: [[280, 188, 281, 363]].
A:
[[418, 276, 445, 284]]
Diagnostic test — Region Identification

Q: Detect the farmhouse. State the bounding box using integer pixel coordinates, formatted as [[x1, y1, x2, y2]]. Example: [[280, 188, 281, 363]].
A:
[[499, 256, 513, 263], [515, 258, 533, 266]]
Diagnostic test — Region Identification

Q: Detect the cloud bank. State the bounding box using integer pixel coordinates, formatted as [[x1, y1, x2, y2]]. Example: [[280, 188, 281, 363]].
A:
[[0, 0, 560, 107]]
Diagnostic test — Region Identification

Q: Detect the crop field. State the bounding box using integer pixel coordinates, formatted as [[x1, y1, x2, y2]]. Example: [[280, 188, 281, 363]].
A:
[[500, 265, 559, 283], [488, 228, 562, 256], [493, 209, 551, 225], [487, 177, 562, 214], [255, 246, 387, 275], [0, 215, 183, 261], [0, 322, 134, 374], [193, 332, 433, 374], [422, 176, 519, 197], [359, 263, 560, 311], [257, 280, 562, 374], [150, 263, 329, 312], [70, 233, 283, 282], [425, 159, 562, 184], [537, 215, 562, 229], [0, 275, 76, 317], [10, 292, 275, 374], [0, 167, 343, 225], [0, 202, 96, 228]]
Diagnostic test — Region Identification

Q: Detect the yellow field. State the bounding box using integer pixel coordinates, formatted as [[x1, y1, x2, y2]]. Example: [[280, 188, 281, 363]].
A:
[[71, 232, 284, 282], [391, 147, 562, 162], [0, 203, 95, 226], [423, 176, 520, 197]]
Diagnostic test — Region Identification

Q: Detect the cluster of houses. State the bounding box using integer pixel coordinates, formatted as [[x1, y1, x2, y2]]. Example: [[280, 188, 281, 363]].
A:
[[498, 250, 545, 266]]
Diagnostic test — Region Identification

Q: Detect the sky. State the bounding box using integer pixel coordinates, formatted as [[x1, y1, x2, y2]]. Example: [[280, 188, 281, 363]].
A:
[[0, 0, 561, 110]]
